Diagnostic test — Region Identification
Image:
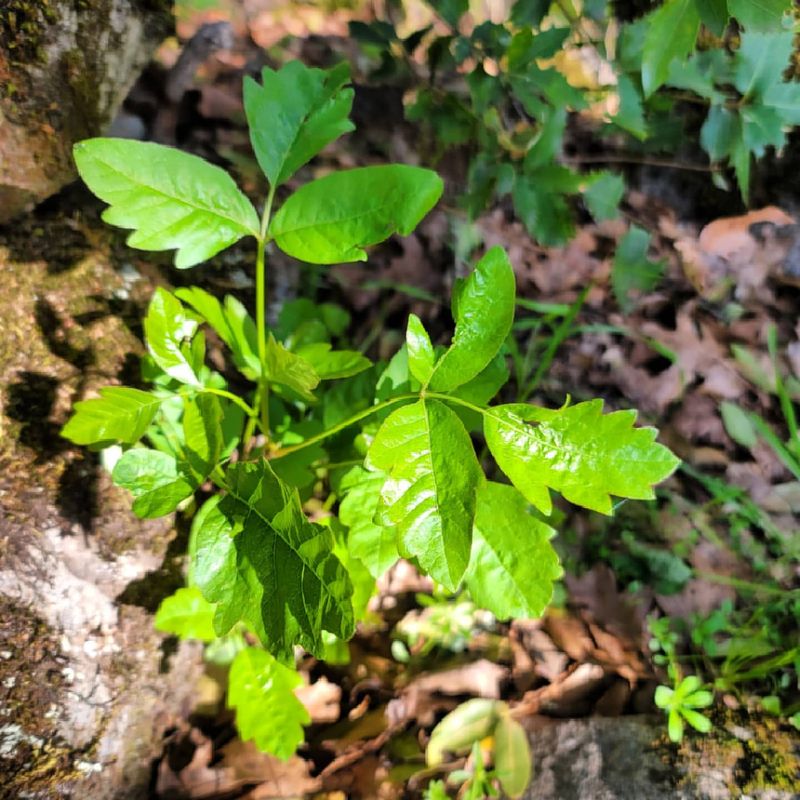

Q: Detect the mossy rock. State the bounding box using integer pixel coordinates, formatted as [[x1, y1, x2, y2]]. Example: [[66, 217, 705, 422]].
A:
[[0, 0, 173, 223]]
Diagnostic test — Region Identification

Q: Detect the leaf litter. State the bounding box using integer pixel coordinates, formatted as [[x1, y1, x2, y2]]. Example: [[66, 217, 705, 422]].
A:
[[107, 2, 800, 796]]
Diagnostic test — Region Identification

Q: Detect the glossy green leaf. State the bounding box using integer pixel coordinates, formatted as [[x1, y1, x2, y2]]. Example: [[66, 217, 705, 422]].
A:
[[641, 0, 700, 96], [428, 246, 515, 392], [406, 314, 436, 384], [244, 61, 354, 187], [426, 698, 501, 766], [183, 394, 223, 478], [339, 467, 399, 579], [265, 335, 319, 401], [484, 400, 680, 515], [154, 586, 217, 642], [294, 342, 372, 380], [728, 0, 790, 31], [144, 288, 201, 386], [112, 448, 195, 518], [493, 715, 532, 798], [366, 399, 482, 590], [681, 707, 712, 732], [192, 461, 354, 659], [61, 387, 162, 446], [73, 138, 258, 269], [269, 165, 443, 264], [227, 646, 310, 760], [465, 482, 561, 620]]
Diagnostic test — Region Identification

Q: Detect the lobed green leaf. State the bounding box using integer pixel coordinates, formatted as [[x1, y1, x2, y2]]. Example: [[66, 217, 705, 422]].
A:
[[192, 461, 354, 660], [484, 399, 680, 516], [641, 0, 700, 97], [73, 139, 259, 269], [366, 399, 482, 590], [227, 646, 310, 760], [465, 482, 562, 620], [154, 586, 217, 642], [269, 165, 443, 264], [112, 448, 196, 518], [61, 387, 162, 446]]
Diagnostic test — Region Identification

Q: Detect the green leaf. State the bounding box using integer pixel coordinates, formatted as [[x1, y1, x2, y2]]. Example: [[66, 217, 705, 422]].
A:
[[680, 707, 712, 733], [154, 586, 217, 642], [144, 288, 201, 386], [512, 168, 578, 245], [112, 448, 196, 518], [73, 139, 259, 269], [583, 172, 625, 222], [734, 30, 794, 98], [695, 0, 729, 36], [613, 74, 648, 139], [668, 708, 684, 741], [175, 287, 261, 380], [493, 715, 532, 798], [406, 314, 436, 385], [612, 225, 665, 310], [720, 400, 758, 448], [227, 646, 310, 760], [432, 0, 469, 27], [511, 0, 551, 27], [61, 387, 162, 446], [269, 165, 443, 264], [465, 482, 561, 619], [426, 698, 501, 766], [339, 467, 399, 579], [428, 246, 515, 392], [366, 399, 482, 590], [641, 0, 700, 97], [183, 394, 223, 478], [484, 400, 680, 515], [294, 342, 371, 380], [193, 462, 354, 659], [265, 335, 319, 401], [524, 107, 567, 171], [728, 0, 790, 31], [244, 61, 354, 187]]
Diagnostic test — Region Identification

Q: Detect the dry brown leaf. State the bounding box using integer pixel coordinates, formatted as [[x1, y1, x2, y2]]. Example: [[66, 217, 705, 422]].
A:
[[539, 663, 606, 716], [511, 619, 569, 683], [544, 612, 594, 662]]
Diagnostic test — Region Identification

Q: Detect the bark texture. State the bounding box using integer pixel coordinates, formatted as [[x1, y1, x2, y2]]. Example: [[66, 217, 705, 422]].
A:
[[0, 0, 172, 222], [0, 195, 201, 799]]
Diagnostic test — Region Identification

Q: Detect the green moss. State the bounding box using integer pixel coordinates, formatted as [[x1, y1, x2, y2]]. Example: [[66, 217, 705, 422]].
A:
[[0, 0, 59, 65]]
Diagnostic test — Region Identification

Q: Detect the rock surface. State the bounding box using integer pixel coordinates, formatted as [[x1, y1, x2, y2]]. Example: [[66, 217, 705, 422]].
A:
[[0, 193, 202, 799], [0, 0, 172, 222], [525, 716, 799, 800]]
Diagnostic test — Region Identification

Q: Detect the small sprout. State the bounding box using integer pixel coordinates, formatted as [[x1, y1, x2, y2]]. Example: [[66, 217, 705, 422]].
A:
[[655, 675, 714, 742]]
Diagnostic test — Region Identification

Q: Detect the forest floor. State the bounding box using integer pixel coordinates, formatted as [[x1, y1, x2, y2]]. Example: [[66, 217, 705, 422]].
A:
[[2, 0, 799, 797]]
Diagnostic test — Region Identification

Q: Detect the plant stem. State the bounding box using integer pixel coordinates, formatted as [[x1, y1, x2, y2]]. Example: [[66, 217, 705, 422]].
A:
[[269, 394, 418, 459], [193, 387, 256, 418], [254, 184, 277, 442]]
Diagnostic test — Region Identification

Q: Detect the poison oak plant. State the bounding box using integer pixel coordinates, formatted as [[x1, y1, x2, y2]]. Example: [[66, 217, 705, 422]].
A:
[[354, 0, 798, 245], [62, 60, 679, 760]]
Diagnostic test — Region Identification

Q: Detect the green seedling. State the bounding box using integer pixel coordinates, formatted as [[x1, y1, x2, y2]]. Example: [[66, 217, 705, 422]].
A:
[[62, 59, 678, 771], [655, 674, 714, 742]]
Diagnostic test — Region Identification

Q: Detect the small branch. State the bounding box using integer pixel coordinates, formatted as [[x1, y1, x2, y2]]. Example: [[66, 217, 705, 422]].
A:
[[564, 154, 714, 173]]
